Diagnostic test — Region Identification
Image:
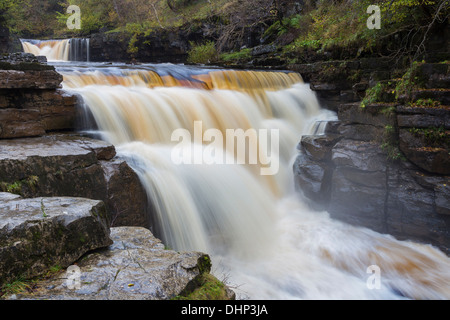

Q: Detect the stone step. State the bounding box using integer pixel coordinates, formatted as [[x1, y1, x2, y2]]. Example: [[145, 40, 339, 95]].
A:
[[418, 63, 450, 89], [0, 134, 151, 230], [399, 129, 449, 175]]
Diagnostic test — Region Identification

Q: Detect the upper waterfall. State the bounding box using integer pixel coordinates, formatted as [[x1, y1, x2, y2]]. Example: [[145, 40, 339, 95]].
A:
[[21, 38, 90, 62]]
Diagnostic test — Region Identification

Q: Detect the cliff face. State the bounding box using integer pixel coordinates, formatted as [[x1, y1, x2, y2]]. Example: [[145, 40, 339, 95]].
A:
[[294, 62, 450, 255]]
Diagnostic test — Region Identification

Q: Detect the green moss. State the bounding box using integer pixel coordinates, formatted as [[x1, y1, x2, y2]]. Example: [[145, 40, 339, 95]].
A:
[[408, 98, 441, 108], [198, 255, 212, 274], [173, 274, 229, 300], [25, 175, 39, 192]]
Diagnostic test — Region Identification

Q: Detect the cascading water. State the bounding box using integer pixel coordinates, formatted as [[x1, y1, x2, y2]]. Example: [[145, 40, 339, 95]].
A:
[[21, 38, 90, 62], [55, 63, 450, 300]]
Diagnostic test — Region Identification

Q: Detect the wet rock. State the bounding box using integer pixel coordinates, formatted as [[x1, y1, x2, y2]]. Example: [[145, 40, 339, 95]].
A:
[[300, 134, 340, 161], [396, 105, 450, 129], [338, 102, 396, 128], [294, 152, 332, 210], [0, 69, 62, 89], [0, 194, 112, 285], [331, 139, 387, 172], [0, 90, 78, 139], [0, 53, 77, 139], [101, 159, 151, 229], [8, 227, 223, 300], [0, 135, 110, 200], [399, 129, 450, 175], [251, 45, 277, 57], [0, 134, 152, 230]]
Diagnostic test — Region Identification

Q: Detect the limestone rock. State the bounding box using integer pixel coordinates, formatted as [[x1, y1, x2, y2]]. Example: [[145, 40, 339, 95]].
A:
[[0, 135, 111, 200], [101, 159, 151, 229], [0, 195, 112, 285], [9, 227, 217, 300]]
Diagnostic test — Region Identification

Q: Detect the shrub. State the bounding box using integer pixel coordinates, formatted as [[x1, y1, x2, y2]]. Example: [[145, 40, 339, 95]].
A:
[[187, 41, 218, 64]]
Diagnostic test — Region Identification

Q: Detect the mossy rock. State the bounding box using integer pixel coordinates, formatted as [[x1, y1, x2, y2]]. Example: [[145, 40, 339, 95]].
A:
[[174, 273, 235, 300]]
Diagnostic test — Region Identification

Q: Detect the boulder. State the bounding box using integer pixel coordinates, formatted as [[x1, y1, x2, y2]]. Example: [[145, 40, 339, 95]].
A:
[[0, 194, 112, 285], [6, 227, 232, 300]]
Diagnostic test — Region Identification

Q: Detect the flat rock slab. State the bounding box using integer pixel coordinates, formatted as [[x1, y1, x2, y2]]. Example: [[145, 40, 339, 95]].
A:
[[0, 194, 112, 285], [0, 134, 115, 200], [9, 227, 211, 300]]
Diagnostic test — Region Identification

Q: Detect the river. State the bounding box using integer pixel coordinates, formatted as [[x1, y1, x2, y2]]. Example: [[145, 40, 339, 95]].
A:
[[21, 39, 450, 300]]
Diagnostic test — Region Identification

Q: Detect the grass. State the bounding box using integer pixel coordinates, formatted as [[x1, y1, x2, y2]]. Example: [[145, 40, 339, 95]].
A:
[[0, 265, 63, 299]]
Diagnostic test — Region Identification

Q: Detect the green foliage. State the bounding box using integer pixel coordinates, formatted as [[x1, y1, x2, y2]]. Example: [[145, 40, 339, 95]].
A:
[[4, 0, 63, 36], [187, 41, 218, 64], [220, 48, 252, 63], [173, 274, 229, 300], [127, 33, 139, 55], [381, 125, 406, 161], [0, 0, 16, 13], [284, 0, 445, 55], [395, 61, 426, 101], [0, 265, 63, 298], [409, 126, 449, 147], [263, 14, 302, 39]]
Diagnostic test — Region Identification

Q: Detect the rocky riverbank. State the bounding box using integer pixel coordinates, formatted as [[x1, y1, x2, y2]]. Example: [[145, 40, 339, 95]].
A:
[[0, 54, 234, 300]]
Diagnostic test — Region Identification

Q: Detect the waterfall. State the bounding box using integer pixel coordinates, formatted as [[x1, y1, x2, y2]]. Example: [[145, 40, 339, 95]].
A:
[[59, 64, 450, 300], [69, 38, 90, 62], [21, 38, 90, 62]]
